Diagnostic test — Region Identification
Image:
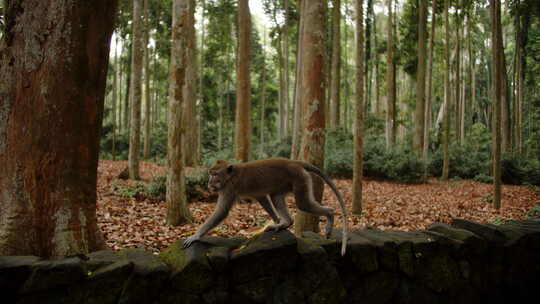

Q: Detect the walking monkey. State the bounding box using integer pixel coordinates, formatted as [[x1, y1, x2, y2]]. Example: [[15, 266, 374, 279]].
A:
[[183, 158, 349, 255]]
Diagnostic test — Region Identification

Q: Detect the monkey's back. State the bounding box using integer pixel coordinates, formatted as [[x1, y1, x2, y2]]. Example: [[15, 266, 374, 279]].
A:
[[234, 158, 305, 197]]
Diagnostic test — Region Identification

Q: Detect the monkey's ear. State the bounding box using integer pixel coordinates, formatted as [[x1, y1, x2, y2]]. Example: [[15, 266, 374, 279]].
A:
[[227, 165, 234, 174]]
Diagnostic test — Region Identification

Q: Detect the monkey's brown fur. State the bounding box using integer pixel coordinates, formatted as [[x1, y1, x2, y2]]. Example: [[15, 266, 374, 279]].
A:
[[183, 158, 349, 255]]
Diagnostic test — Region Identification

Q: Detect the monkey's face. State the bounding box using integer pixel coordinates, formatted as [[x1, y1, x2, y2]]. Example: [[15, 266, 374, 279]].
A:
[[208, 161, 234, 193]]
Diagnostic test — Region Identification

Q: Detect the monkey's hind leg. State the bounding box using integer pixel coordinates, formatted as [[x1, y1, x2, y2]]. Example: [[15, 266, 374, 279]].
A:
[[263, 194, 293, 232], [257, 195, 280, 224], [294, 173, 335, 238]]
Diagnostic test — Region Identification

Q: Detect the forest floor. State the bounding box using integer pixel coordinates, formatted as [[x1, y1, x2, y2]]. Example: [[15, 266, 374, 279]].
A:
[[97, 160, 540, 253]]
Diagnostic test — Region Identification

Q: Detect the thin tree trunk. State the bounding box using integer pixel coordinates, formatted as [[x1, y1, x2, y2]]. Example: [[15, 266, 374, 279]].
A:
[[491, 0, 502, 209], [386, 0, 396, 148], [455, 7, 462, 144], [235, 0, 251, 162], [198, 0, 206, 165], [167, 0, 193, 225], [329, 0, 341, 129], [414, 0, 427, 155], [112, 34, 118, 161], [284, 0, 291, 137], [128, 0, 143, 180], [0, 0, 116, 257], [291, 0, 305, 160], [442, 0, 450, 180], [423, 0, 437, 162], [143, 0, 151, 159], [183, 0, 198, 166], [260, 27, 268, 156], [123, 44, 132, 136], [294, 0, 327, 235], [352, 0, 364, 216]]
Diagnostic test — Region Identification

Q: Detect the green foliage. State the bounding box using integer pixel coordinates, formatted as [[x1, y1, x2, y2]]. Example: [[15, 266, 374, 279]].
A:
[[325, 129, 354, 178], [526, 205, 540, 219], [428, 143, 490, 179], [265, 137, 293, 159], [185, 168, 210, 201], [202, 148, 234, 167], [501, 155, 540, 186], [473, 174, 493, 184], [324, 131, 426, 183], [146, 176, 167, 200], [145, 168, 210, 202], [112, 181, 146, 198]]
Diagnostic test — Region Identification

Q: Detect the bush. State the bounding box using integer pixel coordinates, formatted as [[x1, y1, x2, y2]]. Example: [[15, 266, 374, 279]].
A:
[[145, 168, 210, 202], [325, 129, 354, 178], [501, 155, 540, 186], [427, 143, 490, 179], [473, 173, 493, 184]]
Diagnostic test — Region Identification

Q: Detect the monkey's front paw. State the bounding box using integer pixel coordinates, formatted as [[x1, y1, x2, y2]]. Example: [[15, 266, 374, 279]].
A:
[[183, 235, 200, 248]]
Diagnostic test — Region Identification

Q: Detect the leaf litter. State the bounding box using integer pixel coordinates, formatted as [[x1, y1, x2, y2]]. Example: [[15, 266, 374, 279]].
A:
[[97, 160, 540, 253]]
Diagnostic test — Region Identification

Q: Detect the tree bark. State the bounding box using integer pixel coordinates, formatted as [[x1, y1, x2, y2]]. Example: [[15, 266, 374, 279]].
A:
[[385, 0, 396, 148], [291, 0, 305, 160], [414, 0, 427, 156], [143, 0, 151, 160], [454, 6, 462, 144], [0, 0, 117, 257], [183, 0, 198, 166], [442, 0, 450, 180], [128, 0, 143, 180], [234, 0, 251, 162], [112, 34, 119, 161], [167, 0, 193, 226], [352, 0, 364, 216], [490, 0, 502, 209], [423, 0, 437, 162], [294, 0, 327, 236], [260, 28, 268, 156], [329, 0, 341, 129]]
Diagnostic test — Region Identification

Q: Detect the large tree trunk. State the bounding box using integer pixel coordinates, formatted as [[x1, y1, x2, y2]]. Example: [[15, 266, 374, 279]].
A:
[[234, 0, 251, 162], [352, 0, 364, 216], [385, 0, 396, 148], [490, 0, 502, 209], [414, 0, 427, 155], [167, 0, 193, 226], [128, 0, 143, 180], [183, 0, 198, 166], [329, 0, 341, 129], [0, 0, 117, 258], [294, 0, 327, 236], [442, 0, 450, 180]]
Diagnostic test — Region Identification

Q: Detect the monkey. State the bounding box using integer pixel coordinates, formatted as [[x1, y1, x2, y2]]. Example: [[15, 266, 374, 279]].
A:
[[183, 158, 349, 255]]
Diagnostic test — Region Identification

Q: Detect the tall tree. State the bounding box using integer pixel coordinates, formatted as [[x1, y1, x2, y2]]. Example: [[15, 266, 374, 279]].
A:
[[260, 27, 268, 156], [442, 0, 450, 180], [0, 0, 117, 257], [291, 0, 305, 160], [183, 0, 199, 166], [294, 0, 327, 235], [386, 0, 396, 148], [329, 0, 341, 128], [143, 0, 152, 159], [423, 0, 437, 162], [128, 0, 143, 180], [352, 0, 364, 216], [235, 0, 252, 162], [490, 0, 502, 209], [167, 0, 193, 225], [414, 0, 427, 155], [454, 2, 462, 144]]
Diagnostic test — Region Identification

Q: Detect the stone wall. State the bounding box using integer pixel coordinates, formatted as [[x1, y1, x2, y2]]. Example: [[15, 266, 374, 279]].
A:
[[1, 219, 539, 304]]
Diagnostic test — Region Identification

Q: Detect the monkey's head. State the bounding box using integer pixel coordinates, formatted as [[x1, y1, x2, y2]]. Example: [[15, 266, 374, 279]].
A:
[[208, 160, 235, 193]]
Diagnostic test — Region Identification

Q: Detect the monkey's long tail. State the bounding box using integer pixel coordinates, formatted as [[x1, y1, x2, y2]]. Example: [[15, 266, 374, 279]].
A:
[[304, 163, 349, 256]]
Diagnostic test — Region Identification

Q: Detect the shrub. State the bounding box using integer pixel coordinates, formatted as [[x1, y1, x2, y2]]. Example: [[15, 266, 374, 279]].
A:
[[145, 168, 210, 202], [501, 155, 540, 186], [427, 143, 490, 179], [325, 128, 354, 178]]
